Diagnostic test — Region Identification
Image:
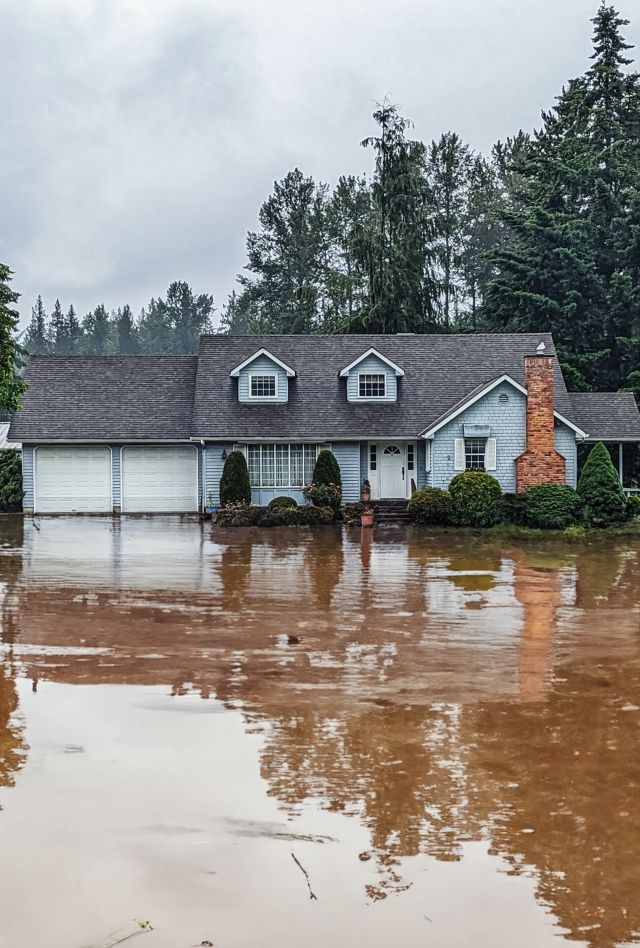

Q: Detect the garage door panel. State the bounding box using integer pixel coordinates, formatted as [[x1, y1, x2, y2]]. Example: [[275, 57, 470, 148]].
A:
[[35, 447, 111, 513], [122, 447, 198, 513]]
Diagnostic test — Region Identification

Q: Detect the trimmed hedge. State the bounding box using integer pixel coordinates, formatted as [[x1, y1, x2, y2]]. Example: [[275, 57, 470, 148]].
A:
[[407, 487, 453, 525], [523, 483, 582, 529], [578, 442, 627, 527], [500, 492, 529, 526], [268, 496, 298, 510], [220, 450, 251, 506], [0, 449, 22, 512], [214, 504, 334, 528], [449, 470, 502, 527]]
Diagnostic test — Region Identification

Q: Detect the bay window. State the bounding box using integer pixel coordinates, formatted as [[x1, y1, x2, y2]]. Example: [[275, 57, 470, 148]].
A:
[[246, 444, 320, 488]]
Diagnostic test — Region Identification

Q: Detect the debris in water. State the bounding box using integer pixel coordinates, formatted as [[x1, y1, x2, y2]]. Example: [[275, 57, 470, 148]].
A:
[[291, 851, 318, 900]]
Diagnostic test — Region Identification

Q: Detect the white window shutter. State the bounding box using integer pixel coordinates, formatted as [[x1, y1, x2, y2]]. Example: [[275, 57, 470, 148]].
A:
[[485, 438, 497, 471], [454, 438, 465, 471], [425, 440, 432, 473]]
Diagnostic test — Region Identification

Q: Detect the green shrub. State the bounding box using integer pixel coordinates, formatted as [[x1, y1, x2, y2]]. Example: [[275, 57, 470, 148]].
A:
[[0, 450, 22, 512], [342, 502, 364, 525], [295, 504, 334, 525], [407, 487, 453, 525], [303, 482, 342, 509], [312, 449, 342, 489], [563, 525, 587, 540], [577, 441, 627, 527], [219, 450, 251, 506], [523, 483, 582, 530], [448, 470, 502, 527], [268, 496, 298, 511], [214, 504, 262, 527], [500, 492, 530, 525], [626, 494, 640, 519]]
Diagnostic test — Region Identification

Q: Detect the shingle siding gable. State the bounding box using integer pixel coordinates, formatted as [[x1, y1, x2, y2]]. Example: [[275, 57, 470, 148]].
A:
[[236, 354, 289, 403], [346, 354, 398, 402]]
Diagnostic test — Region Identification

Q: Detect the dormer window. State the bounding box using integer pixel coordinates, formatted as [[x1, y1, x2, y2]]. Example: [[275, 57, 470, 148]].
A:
[[359, 373, 386, 399], [250, 374, 277, 399]]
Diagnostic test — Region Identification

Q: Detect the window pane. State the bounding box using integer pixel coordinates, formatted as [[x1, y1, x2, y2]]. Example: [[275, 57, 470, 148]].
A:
[[261, 444, 275, 486], [465, 438, 486, 470], [622, 442, 640, 488], [251, 375, 276, 397], [304, 445, 317, 485], [247, 445, 260, 487], [407, 444, 415, 471], [276, 444, 289, 487], [359, 373, 386, 398], [369, 444, 377, 471], [290, 444, 303, 486]]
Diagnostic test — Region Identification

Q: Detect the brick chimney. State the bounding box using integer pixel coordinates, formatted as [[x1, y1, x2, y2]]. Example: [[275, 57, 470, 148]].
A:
[[515, 353, 566, 492]]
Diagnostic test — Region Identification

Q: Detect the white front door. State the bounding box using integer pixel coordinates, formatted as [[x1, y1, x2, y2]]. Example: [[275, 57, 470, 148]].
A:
[[380, 443, 405, 498]]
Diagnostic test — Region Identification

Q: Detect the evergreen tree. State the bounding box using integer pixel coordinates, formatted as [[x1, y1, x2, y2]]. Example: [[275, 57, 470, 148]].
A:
[[115, 304, 139, 353], [323, 175, 372, 330], [49, 298, 67, 353], [82, 303, 112, 355], [349, 102, 437, 333], [0, 265, 26, 412], [139, 282, 213, 353], [426, 132, 473, 325], [25, 295, 49, 355], [219, 450, 251, 506], [235, 169, 330, 333], [483, 5, 640, 392], [65, 304, 83, 354], [219, 290, 253, 335], [577, 441, 628, 526]]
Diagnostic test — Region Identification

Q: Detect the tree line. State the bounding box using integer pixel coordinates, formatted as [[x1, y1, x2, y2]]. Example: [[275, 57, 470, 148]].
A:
[[16, 5, 640, 398], [23, 281, 214, 356]]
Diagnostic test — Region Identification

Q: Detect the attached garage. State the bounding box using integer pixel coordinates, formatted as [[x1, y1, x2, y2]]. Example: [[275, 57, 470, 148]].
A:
[[121, 445, 198, 513], [35, 446, 112, 513]]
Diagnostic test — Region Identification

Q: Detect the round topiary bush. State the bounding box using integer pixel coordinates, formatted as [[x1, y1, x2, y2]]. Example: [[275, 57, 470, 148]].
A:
[[407, 487, 453, 525], [577, 441, 627, 527], [219, 450, 251, 506], [268, 496, 298, 511], [523, 483, 582, 529], [448, 470, 502, 527]]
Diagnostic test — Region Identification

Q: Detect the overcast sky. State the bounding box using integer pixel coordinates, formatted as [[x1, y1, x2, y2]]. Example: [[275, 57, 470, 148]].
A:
[[2, 0, 639, 328]]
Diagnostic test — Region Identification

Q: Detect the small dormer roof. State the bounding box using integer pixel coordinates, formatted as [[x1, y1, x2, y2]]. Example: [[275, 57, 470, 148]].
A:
[[229, 347, 296, 378], [338, 347, 405, 378]]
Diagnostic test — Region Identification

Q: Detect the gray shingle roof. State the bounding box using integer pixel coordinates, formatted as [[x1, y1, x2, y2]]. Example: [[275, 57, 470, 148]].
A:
[[569, 392, 640, 441], [9, 356, 197, 442], [191, 332, 574, 439]]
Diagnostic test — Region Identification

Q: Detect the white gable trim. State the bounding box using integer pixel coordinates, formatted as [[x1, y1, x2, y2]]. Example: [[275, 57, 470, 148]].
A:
[[338, 348, 405, 378], [419, 374, 588, 440], [229, 348, 296, 378]]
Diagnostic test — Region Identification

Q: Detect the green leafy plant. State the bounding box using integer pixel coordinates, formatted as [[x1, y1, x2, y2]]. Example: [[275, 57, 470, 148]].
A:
[[219, 450, 251, 506], [500, 492, 530, 525], [626, 494, 640, 519], [407, 487, 453, 525], [302, 482, 341, 509], [311, 450, 342, 490], [577, 441, 627, 527], [448, 470, 502, 527], [0, 449, 22, 512], [523, 483, 582, 529], [268, 496, 298, 511]]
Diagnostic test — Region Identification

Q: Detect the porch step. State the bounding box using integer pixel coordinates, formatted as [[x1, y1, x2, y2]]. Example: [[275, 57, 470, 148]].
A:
[[374, 499, 411, 523]]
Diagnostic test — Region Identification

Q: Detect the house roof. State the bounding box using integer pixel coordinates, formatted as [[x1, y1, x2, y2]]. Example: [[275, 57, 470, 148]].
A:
[[338, 347, 405, 377], [229, 347, 296, 377], [569, 392, 640, 441], [191, 332, 574, 440], [0, 422, 20, 450], [9, 355, 197, 442]]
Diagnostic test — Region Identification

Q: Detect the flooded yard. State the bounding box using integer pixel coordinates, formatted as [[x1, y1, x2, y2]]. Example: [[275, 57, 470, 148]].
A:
[[0, 516, 639, 948]]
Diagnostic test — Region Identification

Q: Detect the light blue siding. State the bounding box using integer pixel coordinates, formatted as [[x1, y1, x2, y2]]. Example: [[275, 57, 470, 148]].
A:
[[332, 442, 361, 503], [359, 441, 368, 484], [430, 381, 527, 492], [21, 445, 35, 510], [346, 354, 398, 402], [555, 424, 578, 488], [111, 446, 122, 508], [237, 355, 289, 403], [205, 443, 233, 505], [416, 440, 428, 490]]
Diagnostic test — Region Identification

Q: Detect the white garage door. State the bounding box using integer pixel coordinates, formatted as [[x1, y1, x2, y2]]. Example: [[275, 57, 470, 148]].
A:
[[122, 446, 198, 513], [35, 446, 112, 513]]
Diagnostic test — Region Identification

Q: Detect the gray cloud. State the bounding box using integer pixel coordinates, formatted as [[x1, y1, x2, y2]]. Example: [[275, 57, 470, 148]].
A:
[[2, 0, 639, 326]]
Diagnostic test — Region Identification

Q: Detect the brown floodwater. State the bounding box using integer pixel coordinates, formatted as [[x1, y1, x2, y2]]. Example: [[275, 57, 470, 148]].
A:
[[0, 516, 639, 948]]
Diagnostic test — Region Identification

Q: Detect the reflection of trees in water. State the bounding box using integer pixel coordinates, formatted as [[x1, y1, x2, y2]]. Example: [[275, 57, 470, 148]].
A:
[[0, 661, 26, 797], [305, 527, 344, 609], [0, 517, 24, 647]]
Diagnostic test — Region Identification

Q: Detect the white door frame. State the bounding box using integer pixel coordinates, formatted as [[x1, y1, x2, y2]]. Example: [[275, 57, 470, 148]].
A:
[[368, 441, 415, 500]]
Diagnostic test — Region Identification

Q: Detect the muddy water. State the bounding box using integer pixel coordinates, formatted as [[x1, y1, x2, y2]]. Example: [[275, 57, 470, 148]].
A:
[[0, 517, 639, 948]]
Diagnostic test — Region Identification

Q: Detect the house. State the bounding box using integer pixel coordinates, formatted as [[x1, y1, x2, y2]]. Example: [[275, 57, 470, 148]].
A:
[[8, 333, 640, 514]]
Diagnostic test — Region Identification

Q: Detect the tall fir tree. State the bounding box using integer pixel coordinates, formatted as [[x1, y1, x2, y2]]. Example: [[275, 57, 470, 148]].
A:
[[25, 295, 49, 355], [0, 265, 26, 412], [82, 303, 112, 355], [348, 102, 437, 333], [49, 298, 67, 353], [483, 5, 640, 391], [65, 304, 83, 354], [115, 304, 139, 353], [323, 175, 372, 330], [138, 282, 214, 353]]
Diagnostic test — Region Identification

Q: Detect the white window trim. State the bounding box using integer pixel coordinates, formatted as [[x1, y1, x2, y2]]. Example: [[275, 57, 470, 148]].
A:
[[368, 441, 413, 500], [248, 372, 279, 400], [244, 442, 321, 489], [230, 348, 296, 377], [339, 348, 405, 377], [358, 371, 387, 400]]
